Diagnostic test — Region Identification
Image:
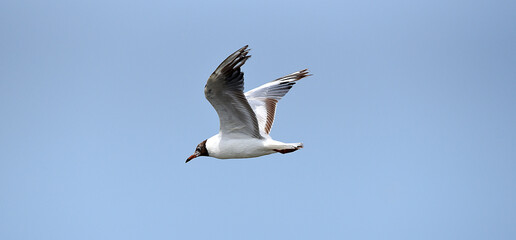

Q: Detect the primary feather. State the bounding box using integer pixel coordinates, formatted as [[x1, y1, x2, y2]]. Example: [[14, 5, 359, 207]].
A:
[[245, 69, 311, 136]]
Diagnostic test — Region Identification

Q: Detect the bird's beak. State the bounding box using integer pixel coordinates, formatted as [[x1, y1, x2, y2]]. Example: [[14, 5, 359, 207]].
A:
[[186, 151, 200, 163]]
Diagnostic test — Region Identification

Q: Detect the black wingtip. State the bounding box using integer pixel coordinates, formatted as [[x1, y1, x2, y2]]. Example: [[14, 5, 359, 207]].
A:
[[215, 46, 252, 75], [299, 69, 313, 78], [272, 69, 312, 83]]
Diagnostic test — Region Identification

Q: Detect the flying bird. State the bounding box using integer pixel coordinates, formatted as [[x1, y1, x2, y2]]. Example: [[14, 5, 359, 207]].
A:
[[186, 45, 310, 163]]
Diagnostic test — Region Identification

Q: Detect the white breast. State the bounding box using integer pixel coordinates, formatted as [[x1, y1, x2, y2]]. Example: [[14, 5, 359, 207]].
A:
[[205, 134, 275, 159]]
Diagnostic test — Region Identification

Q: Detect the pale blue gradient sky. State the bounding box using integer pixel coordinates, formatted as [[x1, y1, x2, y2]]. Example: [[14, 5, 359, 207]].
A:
[[1, 0, 516, 239]]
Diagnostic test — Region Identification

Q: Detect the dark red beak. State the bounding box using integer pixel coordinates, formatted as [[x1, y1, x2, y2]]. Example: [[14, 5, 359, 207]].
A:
[[186, 152, 200, 163]]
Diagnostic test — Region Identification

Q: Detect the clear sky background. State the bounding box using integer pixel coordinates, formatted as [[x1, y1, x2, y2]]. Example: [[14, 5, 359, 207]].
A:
[[1, 0, 515, 239]]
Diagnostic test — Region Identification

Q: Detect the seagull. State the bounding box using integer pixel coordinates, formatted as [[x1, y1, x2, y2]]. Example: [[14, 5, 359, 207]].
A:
[[186, 45, 310, 163]]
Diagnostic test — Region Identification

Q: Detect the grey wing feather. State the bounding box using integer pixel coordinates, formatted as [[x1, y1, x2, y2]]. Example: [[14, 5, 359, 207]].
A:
[[204, 45, 262, 138], [245, 69, 311, 100]]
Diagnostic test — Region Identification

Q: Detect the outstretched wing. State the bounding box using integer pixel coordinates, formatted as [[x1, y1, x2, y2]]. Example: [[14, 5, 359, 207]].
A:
[[245, 69, 311, 136], [204, 45, 262, 139]]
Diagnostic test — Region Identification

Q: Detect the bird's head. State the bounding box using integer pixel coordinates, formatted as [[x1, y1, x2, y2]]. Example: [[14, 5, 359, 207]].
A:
[[186, 139, 209, 163]]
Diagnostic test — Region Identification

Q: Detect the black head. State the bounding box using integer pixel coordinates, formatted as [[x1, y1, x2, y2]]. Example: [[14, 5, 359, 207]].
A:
[[186, 139, 209, 163]]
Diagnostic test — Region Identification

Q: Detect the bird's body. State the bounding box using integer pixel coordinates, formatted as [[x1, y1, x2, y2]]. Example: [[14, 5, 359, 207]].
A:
[[205, 133, 303, 159], [187, 45, 310, 162]]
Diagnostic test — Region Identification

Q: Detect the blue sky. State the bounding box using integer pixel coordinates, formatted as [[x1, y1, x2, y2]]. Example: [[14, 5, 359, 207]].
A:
[[1, 0, 515, 239]]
